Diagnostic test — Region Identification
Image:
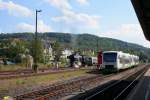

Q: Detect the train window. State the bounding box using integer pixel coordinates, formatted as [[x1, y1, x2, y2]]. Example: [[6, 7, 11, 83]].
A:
[[103, 53, 117, 62]]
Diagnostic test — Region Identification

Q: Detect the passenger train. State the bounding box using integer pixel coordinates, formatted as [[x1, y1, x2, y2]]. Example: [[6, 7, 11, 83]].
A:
[[102, 51, 139, 71]]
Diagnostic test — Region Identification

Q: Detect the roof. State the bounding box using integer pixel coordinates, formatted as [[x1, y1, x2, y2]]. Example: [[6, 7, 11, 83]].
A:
[[103, 51, 122, 53], [131, 0, 150, 41]]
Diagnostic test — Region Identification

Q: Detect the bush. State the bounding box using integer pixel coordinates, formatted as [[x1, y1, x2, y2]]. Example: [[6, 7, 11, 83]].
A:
[[46, 62, 54, 68]]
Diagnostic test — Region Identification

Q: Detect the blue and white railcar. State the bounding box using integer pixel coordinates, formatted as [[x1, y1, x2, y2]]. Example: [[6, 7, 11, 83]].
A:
[[102, 51, 139, 71]]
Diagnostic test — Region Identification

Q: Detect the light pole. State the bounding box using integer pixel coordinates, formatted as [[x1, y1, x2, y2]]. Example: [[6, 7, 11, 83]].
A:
[[34, 9, 42, 72], [35, 10, 42, 40]]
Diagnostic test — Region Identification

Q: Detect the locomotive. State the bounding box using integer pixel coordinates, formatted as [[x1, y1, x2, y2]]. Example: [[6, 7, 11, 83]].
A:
[[67, 53, 98, 68], [67, 53, 82, 68]]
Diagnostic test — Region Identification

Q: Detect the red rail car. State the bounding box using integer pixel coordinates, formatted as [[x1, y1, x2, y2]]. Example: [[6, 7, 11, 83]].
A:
[[97, 51, 102, 69]]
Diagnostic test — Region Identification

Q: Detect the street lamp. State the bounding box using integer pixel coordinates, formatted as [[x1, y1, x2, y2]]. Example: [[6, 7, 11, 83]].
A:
[[34, 9, 42, 72], [35, 10, 42, 38]]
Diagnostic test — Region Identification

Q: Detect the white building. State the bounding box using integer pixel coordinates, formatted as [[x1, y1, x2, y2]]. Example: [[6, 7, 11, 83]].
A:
[[62, 49, 73, 58], [43, 42, 54, 63]]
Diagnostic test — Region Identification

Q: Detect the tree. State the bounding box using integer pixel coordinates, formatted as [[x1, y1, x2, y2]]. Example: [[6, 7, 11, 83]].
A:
[[9, 39, 28, 60], [52, 41, 63, 68], [138, 52, 148, 62], [30, 38, 44, 71]]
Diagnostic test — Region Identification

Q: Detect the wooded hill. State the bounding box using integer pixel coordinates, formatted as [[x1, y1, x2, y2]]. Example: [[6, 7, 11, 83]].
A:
[[0, 32, 150, 61]]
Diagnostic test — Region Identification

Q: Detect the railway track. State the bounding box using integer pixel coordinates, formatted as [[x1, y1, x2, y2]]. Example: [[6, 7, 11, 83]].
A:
[[0, 69, 34, 75], [13, 64, 147, 100], [0, 68, 80, 80], [0, 67, 73, 75], [84, 66, 148, 100], [13, 74, 111, 100]]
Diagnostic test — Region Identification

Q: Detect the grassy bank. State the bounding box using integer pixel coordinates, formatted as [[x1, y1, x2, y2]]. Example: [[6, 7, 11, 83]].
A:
[[0, 62, 68, 71], [0, 64, 26, 71], [0, 69, 90, 91]]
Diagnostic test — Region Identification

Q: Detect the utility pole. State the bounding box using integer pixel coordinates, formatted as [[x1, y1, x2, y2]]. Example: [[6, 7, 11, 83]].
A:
[[34, 9, 42, 72]]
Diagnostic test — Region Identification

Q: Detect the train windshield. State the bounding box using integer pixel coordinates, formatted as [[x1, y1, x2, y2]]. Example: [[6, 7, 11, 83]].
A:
[[103, 53, 117, 62]]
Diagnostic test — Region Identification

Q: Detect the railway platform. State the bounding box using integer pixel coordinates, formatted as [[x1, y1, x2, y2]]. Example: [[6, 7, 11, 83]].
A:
[[127, 67, 150, 100]]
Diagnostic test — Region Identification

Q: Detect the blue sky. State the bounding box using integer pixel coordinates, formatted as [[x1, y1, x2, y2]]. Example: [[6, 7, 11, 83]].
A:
[[0, 0, 149, 47]]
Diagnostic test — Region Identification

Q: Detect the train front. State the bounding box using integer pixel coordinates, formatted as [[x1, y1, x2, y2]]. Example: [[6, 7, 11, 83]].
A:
[[102, 51, 118, 72]]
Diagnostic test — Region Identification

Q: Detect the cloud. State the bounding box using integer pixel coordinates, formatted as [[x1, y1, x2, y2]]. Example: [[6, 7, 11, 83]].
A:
[[76, 0, 89, 5], [52, 10, 101, 33], [16, 20, 53, 32], [44, 0, 100, 33], [0, 0, 33, 17], [37, 20, 53, 32], [45, 0, 89, 10], [98, 24, 150, 47], [0, 28, 2, 33], [17, 23, 34, 32], [45, 0, 72, 11]]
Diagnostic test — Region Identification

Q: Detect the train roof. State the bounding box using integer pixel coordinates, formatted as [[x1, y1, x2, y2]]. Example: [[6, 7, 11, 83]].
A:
[[103, 51, 122, 53], [103, 51, 139, 57]]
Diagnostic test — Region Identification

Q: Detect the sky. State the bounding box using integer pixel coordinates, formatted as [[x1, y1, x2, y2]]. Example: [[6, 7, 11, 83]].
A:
[[0, 0, 150, 47]]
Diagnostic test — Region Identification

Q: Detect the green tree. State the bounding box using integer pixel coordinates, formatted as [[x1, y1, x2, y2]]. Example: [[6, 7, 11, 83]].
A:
[[9, 40, 28, 60], [30, 38, 44, 68], [138, 52, 148, 62], [52, 41, 63, 68]]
